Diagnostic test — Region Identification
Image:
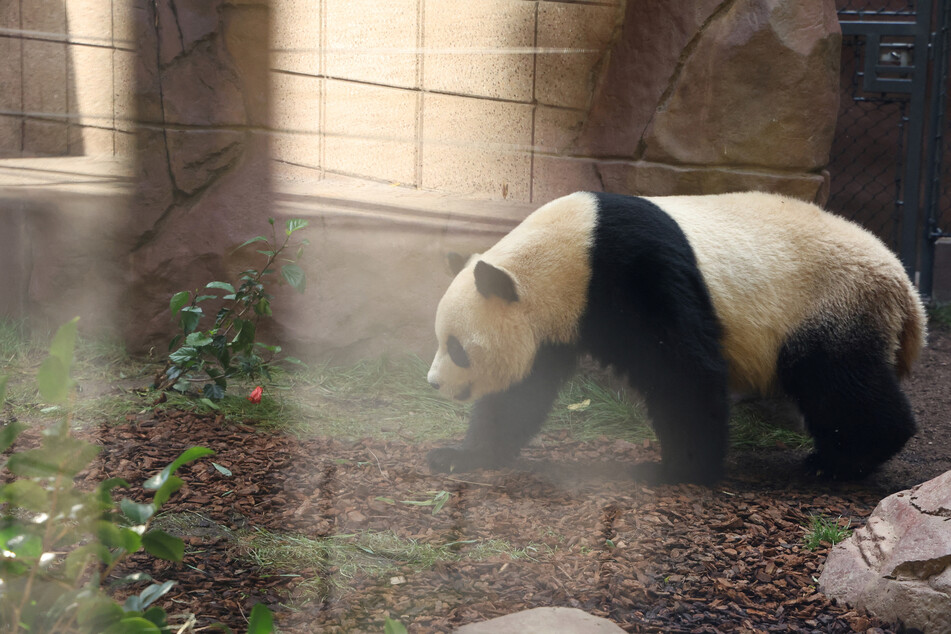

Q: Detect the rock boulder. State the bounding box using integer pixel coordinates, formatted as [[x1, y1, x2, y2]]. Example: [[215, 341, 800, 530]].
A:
[[819, 470, 951, 632]]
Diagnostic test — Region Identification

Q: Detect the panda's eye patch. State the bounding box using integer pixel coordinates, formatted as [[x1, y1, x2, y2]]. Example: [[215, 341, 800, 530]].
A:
[[447, 335, 470, 368]]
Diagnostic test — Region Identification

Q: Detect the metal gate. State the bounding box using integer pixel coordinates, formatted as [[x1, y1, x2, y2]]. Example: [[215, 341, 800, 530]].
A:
[[829, 0, 951, 297]]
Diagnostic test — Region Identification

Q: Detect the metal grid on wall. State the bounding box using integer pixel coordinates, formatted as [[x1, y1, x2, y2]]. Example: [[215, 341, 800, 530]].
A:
[[829, 0, 951, 294]]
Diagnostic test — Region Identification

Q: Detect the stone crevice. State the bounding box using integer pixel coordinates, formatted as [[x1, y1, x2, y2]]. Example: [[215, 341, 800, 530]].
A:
[[167, 0, 187, 58], [637, 0, 738, 161], [888, 554, 951, 582], [149, 0, 181, 200]]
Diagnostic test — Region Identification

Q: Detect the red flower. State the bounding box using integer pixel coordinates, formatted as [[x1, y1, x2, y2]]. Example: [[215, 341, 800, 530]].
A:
[[247, 386, 263, 404]]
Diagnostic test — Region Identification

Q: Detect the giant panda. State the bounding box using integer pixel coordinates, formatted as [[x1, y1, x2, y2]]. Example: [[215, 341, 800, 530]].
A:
[[425, 191, 927, 484]]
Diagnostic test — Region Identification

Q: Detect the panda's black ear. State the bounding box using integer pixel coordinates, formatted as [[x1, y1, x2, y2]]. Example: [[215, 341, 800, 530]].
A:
[[474, 260, 519, 302], [447, 252, 468, 276]]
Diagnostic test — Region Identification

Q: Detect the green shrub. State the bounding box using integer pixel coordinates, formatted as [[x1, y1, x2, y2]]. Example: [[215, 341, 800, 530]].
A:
[[157, 218, 309, 401], [803, 514, 852, 550], [0, 318, 273, 633]]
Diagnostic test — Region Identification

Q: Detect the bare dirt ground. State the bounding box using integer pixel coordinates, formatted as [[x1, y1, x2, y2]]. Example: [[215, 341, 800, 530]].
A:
[[11, 326, 951, 633]]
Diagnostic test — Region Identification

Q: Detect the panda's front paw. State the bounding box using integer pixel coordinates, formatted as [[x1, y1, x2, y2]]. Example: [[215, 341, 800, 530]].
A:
[[427, 447, 496, 473]]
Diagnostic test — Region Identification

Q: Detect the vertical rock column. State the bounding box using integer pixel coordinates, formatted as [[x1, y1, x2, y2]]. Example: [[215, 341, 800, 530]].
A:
[[127, 0, 271, 349]]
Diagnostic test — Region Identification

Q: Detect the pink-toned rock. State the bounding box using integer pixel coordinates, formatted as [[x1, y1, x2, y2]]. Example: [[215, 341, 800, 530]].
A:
[[454, 607, 625, 634], [819, 470, 951, 633], [642, 0, 840, 170]]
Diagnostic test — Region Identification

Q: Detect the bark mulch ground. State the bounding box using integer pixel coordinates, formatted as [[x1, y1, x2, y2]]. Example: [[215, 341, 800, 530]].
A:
[[7, 327, 951, 633]]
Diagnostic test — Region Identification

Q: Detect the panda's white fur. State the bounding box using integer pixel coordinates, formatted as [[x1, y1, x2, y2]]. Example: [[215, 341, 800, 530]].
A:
[[646, 192, 925, 393], [427, 191, 926, 482], [430, 192, 597, 401]]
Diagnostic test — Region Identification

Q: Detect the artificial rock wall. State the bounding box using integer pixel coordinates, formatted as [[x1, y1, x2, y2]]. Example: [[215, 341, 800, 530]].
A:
[[0, 0, 842, 360], [0, 0, 135, 158], [270, 0, 840, 205]]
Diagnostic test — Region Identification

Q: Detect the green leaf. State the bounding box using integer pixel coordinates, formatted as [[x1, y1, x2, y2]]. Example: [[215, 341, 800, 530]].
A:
[[102, 616, 162, 634], [3, 531, 42, 561], [95, 521, 141, 553], [257, 249, 276, 257], [49, 316, 79, 372], [122, 527, 144, 553], [194, 294, 218, 303], [202, 383, 225, 401], [179, 306, 203, 334], [144, 447, 215, 491], [0, 419, 27, 452], [64, 543, 113, 580], [0, 480, 49, 511], [38, 355, 70, 404], [168, 346, 198, 366], [120, 498, 155, 524], [384, 616, 408, 634], [5, 448, 56, 478], [432, 490, 450, 515], [142, 606, 169, 632], [77, 596, 124, 632], [254, 297, 272, 316], [212, 462, 232, 477], [123, 593, 143, 614], [286, 218, 309, 235], [232, 319, 256, 349], [139, 580, 176, 609], [142, 529, 184, 562], [281, 263, 306, 293], [206, 281, 236, 293], [169, 291, 191, 317], [185, 332, 214, 347], [152, 475, 184, 508], [233, 235, 268, 252], [247, 603, 275, 634]]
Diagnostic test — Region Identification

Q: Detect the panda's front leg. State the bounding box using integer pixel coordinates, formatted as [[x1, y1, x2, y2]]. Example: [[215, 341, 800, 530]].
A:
[[427, 343, 577, 473]]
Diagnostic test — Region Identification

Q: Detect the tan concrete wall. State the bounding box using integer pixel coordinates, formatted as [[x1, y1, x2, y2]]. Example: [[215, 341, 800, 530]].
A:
[[270, 0, 840, 206], [1, 0, 844, 362], [0, 0, 134, 158], [271, 0, 623, 203]]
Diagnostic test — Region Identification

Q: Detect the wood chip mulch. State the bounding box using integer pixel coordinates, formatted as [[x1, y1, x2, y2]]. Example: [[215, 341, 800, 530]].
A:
[[27, 410, 900, 634]]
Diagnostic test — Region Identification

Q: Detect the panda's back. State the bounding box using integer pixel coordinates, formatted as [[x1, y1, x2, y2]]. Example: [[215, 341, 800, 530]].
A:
[[645, 191, 917, 393]]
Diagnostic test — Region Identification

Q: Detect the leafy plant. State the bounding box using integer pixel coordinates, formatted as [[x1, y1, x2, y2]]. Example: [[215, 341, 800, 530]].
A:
[[0, 318, 273, 633], [803, 514, 852, 550], [384, 615, 409, 634], [157, 218, 310, 401]]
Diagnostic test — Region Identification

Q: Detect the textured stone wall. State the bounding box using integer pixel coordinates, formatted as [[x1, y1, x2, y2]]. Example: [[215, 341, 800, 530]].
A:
[[1, 0, 843, 359], [271, 0, 841, 205], [125, 0, 274, 348], [0, 0, 135, 158]]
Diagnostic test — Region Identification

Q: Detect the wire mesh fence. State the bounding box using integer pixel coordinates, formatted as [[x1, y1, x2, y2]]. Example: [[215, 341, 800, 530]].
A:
[[829, 0, 950, 269]]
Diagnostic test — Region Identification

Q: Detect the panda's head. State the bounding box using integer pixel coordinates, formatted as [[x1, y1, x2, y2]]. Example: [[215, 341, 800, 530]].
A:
[[427, 255, 537, 402]]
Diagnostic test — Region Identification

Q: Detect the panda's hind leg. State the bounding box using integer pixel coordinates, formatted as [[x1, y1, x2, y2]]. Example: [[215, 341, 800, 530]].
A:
[[777, 322, 916, 479]]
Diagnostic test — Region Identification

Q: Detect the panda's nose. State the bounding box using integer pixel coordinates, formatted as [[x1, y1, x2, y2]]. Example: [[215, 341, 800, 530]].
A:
[[428, 380, 440, 390]]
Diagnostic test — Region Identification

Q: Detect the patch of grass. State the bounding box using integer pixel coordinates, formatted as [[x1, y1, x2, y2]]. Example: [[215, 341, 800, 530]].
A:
[[237, 527, 544, 602], [548, 373, 654, 442], [0, 317, 816, 451], [0, 319, 46, 366], [268, 356, 470, 441], [730, 403, 813, 451], [803, 515, 852, 550]]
